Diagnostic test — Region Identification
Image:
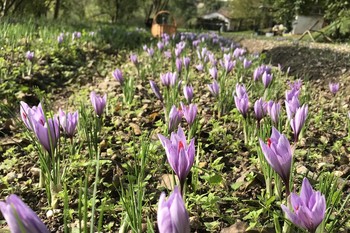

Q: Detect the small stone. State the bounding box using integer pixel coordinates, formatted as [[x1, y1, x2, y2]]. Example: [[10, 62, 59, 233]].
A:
[[6, 172, 16, 182], [334, 171, 343, 177], [129, 123, 141, 135], [30, 167, 41, 177], [296, 165, 308, 175], [46, 210, 54, 218], [220, 221, 247, 233]]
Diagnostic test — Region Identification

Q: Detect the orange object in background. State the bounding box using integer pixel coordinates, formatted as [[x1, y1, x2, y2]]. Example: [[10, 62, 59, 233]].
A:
[[151, 11, 177, 37]]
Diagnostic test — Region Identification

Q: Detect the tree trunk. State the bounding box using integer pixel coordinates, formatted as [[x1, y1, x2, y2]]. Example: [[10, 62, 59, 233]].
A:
[[54, 0, 60, 19]]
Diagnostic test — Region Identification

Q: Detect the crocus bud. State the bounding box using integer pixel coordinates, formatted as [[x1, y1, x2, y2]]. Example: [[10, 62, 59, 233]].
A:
[[57, 35, 64, 43], [33, 117, 60, 154], [183, 85, 194, 103], [285, 96, 300, 120], [209, 67, 218, 80], [25, 51, 34, 61], [281, 178, 326, 232], [176, 58, 182, 73], [208, 80, 219, 97], [168, 105, 183, 133], [112, 68, 124, 85], [195, 63, 204, 72], [147, 47, 154, 57], [150, 80, 163, 102], [58, 109, 79, 138], [234, 93, 249, 118], [90, 91, 107, 117], [183, 57, 190, 70], [181, 102, 197, 126], [329, 82, 339, 94], [267, 101, 281, 124], [0, 194, 49, 233], [254, 98, 267, 122], [130, 54, 138, 66], [290, 104, 308, 142], [262, 72, 273, 88], [243, 58, 252, 69], [259, 127, 292, 187], [157, 186, 190, 233]]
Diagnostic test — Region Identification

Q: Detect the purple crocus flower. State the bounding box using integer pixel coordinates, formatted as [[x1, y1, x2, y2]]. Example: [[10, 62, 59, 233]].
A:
[[243, 58, 252, 69], [158, 127, 195, 184], [233, 47, 246, 58], [25, 51, 34, 61], [157, 41, 164, 51], [58, 109, 78, 138], [130, 54, 139, 66], [181, 102, 197, 126], [259, 127, 292, 188], [20, 101, 45, 130], [168, 105, 183, 133], [57, 34, 64, 44], [267, 101, 281, 124], [176, 58, 183, 73], [147, 47, 155, 57], [183, 57, 190, 71], [285, 96, 300, 120], [90, 91, 107, 117], [220, 58, 235, 74], [183, 85, 193, 103], [0, 194, 50, 233], [281, 178, 326, 232], [285, 88, 300, 102], [329, 82, 339, 94], [254, 98, 267, 122], [208, 80, 219, 97], [262, 72, 273, 88], [234, 94, 249, 118], [288, 79, 302, 90], [290, 104, 308, 142], [157, 186, 190, 233], [112, 68, 124, 85], [235, 83, 247, 98], [253, 66, 264, 81], [195, 63, 204, 72], [33, 117, 60, 154], [209, 67, 218, 80], [164, 50, 172, 59], [150, 81, 163, 102]]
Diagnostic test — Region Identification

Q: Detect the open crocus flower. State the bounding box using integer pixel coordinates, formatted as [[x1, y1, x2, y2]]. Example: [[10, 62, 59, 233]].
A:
[[20, 101, 45, 131], [290, 104, 308, 143], [90, 92, 107, 117], [157, 186, 190, 233], [33, 117, 60, 154], [0, 194, 49, 233], [281, 178, 326, 233], [158, 127, 195, 186], [259, 127, 292, 191], [58, 109, 78, 138]]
